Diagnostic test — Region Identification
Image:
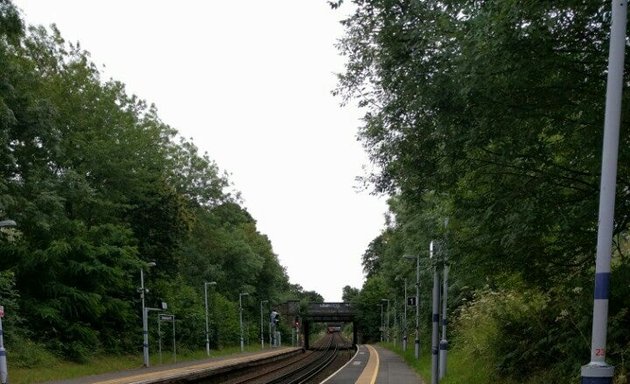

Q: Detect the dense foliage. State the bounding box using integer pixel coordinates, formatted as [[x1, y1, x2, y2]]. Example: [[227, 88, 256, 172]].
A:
[[0, 0, 325, 363], [333, 0, 630, 382]]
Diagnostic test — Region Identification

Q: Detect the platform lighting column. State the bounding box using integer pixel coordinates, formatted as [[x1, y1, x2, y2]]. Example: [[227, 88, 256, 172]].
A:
[[158, 315, 162, 364], [387, 300, 390, 342], [140, 262, 157, 367], [378, 304, 384, 342], [260, 300, 268, 349], [581, 1, 626, 383], [172, 314, 176, 362], [0, 220, 16, 384], [414, 252, 420, 359], [439, 259, 449, 379], [430, 241, 440, 384], [239, 293, 249, 352], [381, 299, 390, 342], [204, 281, 217, 356], [392, 305, 398, 346], [404, 278, 408, 352], [403, 254, 421, 359]]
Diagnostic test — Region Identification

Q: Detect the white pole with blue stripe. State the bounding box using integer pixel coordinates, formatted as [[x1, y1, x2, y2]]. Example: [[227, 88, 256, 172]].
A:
[[581, 1, 626, 383]]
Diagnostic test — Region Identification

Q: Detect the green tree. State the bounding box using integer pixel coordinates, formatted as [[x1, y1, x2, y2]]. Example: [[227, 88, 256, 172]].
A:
[[0, 0, 318, 363], [342, 285, 359, 302], [334, 0, 630, 380]]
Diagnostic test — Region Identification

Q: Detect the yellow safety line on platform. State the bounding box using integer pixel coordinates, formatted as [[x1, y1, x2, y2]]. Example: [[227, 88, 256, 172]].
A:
[[355, 344, 379, 384]]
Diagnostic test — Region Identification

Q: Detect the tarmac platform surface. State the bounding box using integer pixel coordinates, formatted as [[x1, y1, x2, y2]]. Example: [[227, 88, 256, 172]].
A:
[[43, 344, 424, 384]]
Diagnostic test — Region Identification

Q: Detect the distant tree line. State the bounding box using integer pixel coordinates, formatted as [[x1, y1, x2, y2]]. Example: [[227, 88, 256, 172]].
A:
[[0, 0, 324, 364], [332, 1, 630, 383]]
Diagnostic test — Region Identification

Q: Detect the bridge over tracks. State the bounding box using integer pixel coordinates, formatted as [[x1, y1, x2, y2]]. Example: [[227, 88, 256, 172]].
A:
[[279, 301, 356, 349]]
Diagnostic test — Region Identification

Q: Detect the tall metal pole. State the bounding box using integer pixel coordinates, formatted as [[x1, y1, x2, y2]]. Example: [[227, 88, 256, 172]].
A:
[[404, 253, 421, 359], [140, 262, 157, 368], [172, 315, 176, 363], [260, 300, 268, 349], [239, 293, 248, 352], [0, 220, 16, 384], [270, 309, 278, 347], [581, 1, 626, 383], [379, 304, 384, 342], [141, 268, 149, 367], [204, 281, 216, 357], [393, 305, 397, 347], [0, 314, 7, 384], [403, 279, 408, 352], [381, 299, 390, 342], [430, 241, 440, 384], [387, 300, 391, 342], [158, 315, 162, 364], [204, 283, 209, 356], [415, 253, 420, 360], [439, 262, 449, 379]]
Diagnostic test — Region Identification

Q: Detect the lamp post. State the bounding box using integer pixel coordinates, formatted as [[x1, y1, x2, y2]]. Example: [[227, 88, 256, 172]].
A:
[[140, 261, 157, 368], [404, 254, 421, 359], [0, 219, 16, 384], [239, 293, 249, 352], [204, 281, 217, 357], [404, 278, 408, 352], [430, 241, 440, 384], [381, 299, 390, 342], [260, 300, 268, 349], [378, 304, 383, 343], [581, 1, 626, 383], [440, 254, 449, 379], [395, 275, 408, 352], [0, 221, 15, 228]]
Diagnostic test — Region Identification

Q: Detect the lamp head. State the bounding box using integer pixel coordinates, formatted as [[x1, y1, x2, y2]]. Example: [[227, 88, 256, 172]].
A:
[[0, 220, 16, 228]]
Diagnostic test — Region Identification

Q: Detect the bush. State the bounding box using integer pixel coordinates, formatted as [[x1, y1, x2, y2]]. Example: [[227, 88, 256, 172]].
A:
[[8, 336, 57, 368], [452, 287, 502, 380], [453, 282, 588, 383]]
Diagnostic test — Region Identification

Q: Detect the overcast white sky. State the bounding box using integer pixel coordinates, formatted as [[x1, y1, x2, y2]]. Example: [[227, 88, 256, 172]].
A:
[[13, 0, 388, 302]]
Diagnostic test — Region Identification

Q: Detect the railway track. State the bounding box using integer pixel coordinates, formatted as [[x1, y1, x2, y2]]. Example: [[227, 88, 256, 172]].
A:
[[199, 333, 352, 384]]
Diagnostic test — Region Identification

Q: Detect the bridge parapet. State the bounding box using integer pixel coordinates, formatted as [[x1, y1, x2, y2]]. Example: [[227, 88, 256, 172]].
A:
[[307, 302, 353, 322]]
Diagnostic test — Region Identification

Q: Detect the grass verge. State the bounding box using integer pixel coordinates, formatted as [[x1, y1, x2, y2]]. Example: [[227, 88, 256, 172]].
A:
[[380, 341, 493, 384], [9, 344, 266, 384]]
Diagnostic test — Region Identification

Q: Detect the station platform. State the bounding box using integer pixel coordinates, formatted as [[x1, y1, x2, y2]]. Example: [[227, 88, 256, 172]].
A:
[[43, 347, 304, 384], [323, 344, 423, 384], [43, 344, 423, 384]]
